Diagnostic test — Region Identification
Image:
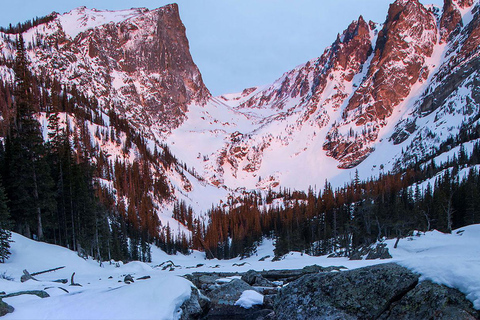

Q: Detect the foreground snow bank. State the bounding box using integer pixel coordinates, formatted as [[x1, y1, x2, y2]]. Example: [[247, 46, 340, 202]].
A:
[[1, 224, 480, 319], [388, 225, 480, 309], [0, 233, 193, 320]]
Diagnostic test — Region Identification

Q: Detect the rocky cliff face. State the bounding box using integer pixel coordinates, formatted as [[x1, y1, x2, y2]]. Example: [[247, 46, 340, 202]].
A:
[[0, 4, 209, 134], [194, 16, 376, 186], [168, 0, 480, 193], [323, 0, 438, 168], [78, 4, 210, 130]]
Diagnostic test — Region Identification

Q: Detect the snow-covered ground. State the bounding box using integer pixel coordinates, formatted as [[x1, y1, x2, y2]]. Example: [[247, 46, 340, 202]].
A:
[[1, 224, 480, 319]]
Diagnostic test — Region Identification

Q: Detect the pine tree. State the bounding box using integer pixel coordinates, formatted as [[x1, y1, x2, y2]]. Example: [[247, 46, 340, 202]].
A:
[[0, 178, 12, 263], [4, 35, 56, 240]]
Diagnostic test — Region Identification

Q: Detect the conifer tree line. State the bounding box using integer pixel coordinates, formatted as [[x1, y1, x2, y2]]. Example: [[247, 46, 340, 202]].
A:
[[197, 141, 480, 259], [0, 14, 57, 35], [0, 35, 181, 263]]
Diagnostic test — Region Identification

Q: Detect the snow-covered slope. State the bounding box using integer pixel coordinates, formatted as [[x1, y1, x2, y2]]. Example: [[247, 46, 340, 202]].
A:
[[167, 0, 480, 192], [1, 233, 193, 320], [1, 224, 480, 318]]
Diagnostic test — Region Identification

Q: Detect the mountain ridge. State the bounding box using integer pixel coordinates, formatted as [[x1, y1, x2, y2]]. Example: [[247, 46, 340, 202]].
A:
[[0, 0, 479, 234]]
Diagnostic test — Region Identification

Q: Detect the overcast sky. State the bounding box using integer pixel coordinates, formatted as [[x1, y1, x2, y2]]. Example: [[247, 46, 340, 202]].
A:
[[0, 0, 443, 95]]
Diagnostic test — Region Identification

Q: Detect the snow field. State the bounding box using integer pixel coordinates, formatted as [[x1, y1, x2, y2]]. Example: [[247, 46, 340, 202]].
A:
[[1, 224, 479, 319]]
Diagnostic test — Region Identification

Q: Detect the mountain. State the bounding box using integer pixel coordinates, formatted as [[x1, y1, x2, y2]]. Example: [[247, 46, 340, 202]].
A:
[[1, 0, 480, 257], [0, 4, 221, 224], [168, 0, 480, 191], [2, 4, 209, 132]]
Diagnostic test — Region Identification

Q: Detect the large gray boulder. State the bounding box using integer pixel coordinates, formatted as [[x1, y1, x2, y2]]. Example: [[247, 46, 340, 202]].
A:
[[207, 278, 253, 306], [274, 263, 419, 320], [179, 287, 210, 320], [380, 280, 479, 320]]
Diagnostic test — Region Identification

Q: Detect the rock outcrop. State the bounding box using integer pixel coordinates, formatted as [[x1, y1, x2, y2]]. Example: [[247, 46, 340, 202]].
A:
[[324, 0, 438, 168], [0, 4, 210, 135], [273, 263, 479, 320], [183, 264, 479, 319], [78, 4, 210, 129], [440, 0, 464, 42], [380, 280, 479, 320], [0, 298, 14, 317]]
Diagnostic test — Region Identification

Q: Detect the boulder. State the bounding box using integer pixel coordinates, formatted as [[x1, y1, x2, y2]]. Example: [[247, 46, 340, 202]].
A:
[[206, 279, 273, 319], [179, 287, 210, 320], [366, 243, 392, 260], [274, 263, 419, 320], [242, 270, 276, 287], [207, 279, 253, 306], [124, 274, 134, 284], [0, 298, 14, 317], [183, 273, 221, 291], [349, 242, 392, 260], [380, 280, 480, 320]]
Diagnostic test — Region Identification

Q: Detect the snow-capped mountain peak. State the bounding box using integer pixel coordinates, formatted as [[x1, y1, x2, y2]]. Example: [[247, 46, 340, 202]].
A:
[[58, 7, 148, 39]]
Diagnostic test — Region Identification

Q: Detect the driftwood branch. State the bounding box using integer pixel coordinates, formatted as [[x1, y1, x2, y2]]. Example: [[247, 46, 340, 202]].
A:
[[31, 266, 65, 276], [20, 270, 38, 283], [70, 272, 82, 287], [21, 267, 66, 283], [52, 279, 68, 284], [0, 290, 49, 299]]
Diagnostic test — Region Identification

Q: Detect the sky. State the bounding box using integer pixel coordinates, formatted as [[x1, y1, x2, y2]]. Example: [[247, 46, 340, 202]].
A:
[[0, 0, 443, 96]]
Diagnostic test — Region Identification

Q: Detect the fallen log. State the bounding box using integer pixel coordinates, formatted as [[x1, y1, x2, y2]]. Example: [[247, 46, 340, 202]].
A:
[[31, 266, 65, 276], [1, 290, 49, 299], [52, 279, 68, 284], [44, 287, 69, 294]]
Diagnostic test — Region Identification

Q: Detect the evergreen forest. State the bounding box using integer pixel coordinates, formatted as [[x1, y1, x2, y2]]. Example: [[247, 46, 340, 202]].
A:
[[1, 34, 480, 264]]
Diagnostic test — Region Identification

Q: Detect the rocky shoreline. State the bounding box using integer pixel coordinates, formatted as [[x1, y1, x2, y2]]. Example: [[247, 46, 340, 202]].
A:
[[180, 263, 479, 320]]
